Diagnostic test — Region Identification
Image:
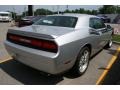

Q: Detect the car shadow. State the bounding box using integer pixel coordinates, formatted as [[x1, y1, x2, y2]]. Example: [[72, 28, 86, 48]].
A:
[[90, 49, 103, 60], [106, 48, 117, 55], [0, 60, 64, 85], [97, 47, 118, 71]]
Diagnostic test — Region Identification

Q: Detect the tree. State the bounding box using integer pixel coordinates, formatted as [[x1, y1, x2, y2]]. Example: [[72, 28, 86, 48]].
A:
[[79, 8, 85, 13], [116, 6, 120, 14], [34, 8, 53, 15], [85, 10, 91, 14], [98, 5, 116, 14], [91, 10, 98, 15], [64, 9, 71, 13], [22, 11, 28, 17], [63, 8, 98, 15], [6, 11, 17, 20], [74, 9, 79, 13]]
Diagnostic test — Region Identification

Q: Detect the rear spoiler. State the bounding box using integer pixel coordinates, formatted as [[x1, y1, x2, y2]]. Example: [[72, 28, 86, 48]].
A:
[[7, 29, 56, 40]]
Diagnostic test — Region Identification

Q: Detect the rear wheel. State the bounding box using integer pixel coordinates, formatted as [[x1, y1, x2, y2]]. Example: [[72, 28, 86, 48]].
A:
[[71, 47, 90, 76]]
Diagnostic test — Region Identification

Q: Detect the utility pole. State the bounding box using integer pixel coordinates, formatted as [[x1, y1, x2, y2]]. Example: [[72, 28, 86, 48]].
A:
[[24, 6, 26, 17], [52, 5, 54, 14], [57, 5, 60, 14], [66, 5, 69, 10], [28, 5, 33, 16], [33, 6, 34, 16], [13, 6, 15, 19]]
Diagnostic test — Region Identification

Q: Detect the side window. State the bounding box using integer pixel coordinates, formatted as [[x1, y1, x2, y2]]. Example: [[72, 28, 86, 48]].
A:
[[89, 18, 106, 29]]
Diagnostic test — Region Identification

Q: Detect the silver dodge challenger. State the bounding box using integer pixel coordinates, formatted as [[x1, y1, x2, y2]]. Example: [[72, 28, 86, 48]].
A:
[[4, 14, 113, 76]]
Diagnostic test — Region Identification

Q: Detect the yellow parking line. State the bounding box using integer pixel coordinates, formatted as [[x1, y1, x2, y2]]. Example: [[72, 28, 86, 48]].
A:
[[96, 47, 120, 85], [0, 57, 13, 63]]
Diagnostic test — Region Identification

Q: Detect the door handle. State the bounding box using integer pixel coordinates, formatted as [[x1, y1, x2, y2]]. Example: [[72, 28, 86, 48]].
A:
[[90, 29, 102, 35]]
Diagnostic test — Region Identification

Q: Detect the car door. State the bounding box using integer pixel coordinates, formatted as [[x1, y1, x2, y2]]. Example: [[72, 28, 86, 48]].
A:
[[99, 22, 112, 46], [89, 18, 106, 54], [94, 18, 112, 47]]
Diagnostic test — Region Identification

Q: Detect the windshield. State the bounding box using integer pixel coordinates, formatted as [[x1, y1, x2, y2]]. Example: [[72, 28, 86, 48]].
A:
[[34, 16, 78, 28], [0, 14, 9, 16]]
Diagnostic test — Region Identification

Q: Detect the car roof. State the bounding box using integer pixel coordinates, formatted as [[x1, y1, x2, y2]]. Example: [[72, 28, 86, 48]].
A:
[[48, 13, 98, 18], [0, 11, 11, 14]]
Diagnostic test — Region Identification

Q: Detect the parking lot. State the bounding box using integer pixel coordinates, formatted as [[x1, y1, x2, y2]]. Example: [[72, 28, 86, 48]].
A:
[[0, 22, 120, 85]]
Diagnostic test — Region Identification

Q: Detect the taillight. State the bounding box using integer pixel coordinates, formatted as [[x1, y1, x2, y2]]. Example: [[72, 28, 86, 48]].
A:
[[9, 35, 21, 41], [7, 33, 58, 53], [31, 39, 42, 47], [42, 41, 57, 49], [31, 39, 58, 51]]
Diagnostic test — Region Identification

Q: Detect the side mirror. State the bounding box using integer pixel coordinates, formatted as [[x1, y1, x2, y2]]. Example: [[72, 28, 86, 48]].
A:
[[106, 25, 113, 31], [106, 25, 112, 29]]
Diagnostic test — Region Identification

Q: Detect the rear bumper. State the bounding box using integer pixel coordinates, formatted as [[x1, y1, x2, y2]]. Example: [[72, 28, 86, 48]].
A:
[[4, 41, 73, 74]]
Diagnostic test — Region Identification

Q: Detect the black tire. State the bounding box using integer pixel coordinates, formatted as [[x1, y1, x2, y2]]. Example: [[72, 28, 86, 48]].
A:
[[70, 47, 90, 76], [105, 39, 112, 49]]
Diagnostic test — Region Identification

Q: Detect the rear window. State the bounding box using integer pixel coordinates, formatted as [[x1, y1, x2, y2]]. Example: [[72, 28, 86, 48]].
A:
[[34, 16, 78, 28]]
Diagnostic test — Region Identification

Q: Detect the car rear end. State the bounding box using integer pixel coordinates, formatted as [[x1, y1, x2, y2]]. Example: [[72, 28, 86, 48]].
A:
[[4, 29, 63, 74], [4, 15, 78, 74]]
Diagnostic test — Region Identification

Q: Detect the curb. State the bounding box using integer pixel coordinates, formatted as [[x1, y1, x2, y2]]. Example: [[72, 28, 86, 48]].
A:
[[113, 41, 120, 45]]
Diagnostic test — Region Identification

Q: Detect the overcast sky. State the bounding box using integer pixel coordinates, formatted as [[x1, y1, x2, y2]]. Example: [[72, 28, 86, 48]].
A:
[[0, 5, 102, 14]]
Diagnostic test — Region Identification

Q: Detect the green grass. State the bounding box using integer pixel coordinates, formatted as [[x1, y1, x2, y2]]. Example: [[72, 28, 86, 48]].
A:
[[112, 35, 120, 42]]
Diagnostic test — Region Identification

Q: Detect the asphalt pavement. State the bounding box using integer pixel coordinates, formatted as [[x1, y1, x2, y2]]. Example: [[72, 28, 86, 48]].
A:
[[101, 53, 120, 85]]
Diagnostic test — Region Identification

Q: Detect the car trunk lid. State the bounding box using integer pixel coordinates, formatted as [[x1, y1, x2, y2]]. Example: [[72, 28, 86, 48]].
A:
[[9, 25, 74, 39], [7, 25, 74, 53]]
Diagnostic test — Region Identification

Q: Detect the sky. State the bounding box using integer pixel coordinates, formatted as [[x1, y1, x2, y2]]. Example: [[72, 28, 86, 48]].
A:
[[0, 5, 102, 14]]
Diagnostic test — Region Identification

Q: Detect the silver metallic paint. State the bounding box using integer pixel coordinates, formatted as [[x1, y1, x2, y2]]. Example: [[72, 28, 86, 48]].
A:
[[4, 14, 112, 74]]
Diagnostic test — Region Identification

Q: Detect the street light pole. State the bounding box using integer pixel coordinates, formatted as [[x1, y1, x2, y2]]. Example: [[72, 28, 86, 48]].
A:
[[13, 6, 15, 19], [66, 5, 69, 10], [57, 5, 59, 14], [24, 6, 26, 17]]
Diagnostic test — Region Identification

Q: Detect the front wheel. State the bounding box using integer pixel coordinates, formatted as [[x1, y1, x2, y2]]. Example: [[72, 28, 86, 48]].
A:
[[70, 47, 90, 76], [105, 39, 113, 48]]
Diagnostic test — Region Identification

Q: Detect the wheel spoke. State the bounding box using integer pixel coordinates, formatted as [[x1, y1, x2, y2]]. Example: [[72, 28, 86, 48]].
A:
[[79, 49, 89, 73]]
